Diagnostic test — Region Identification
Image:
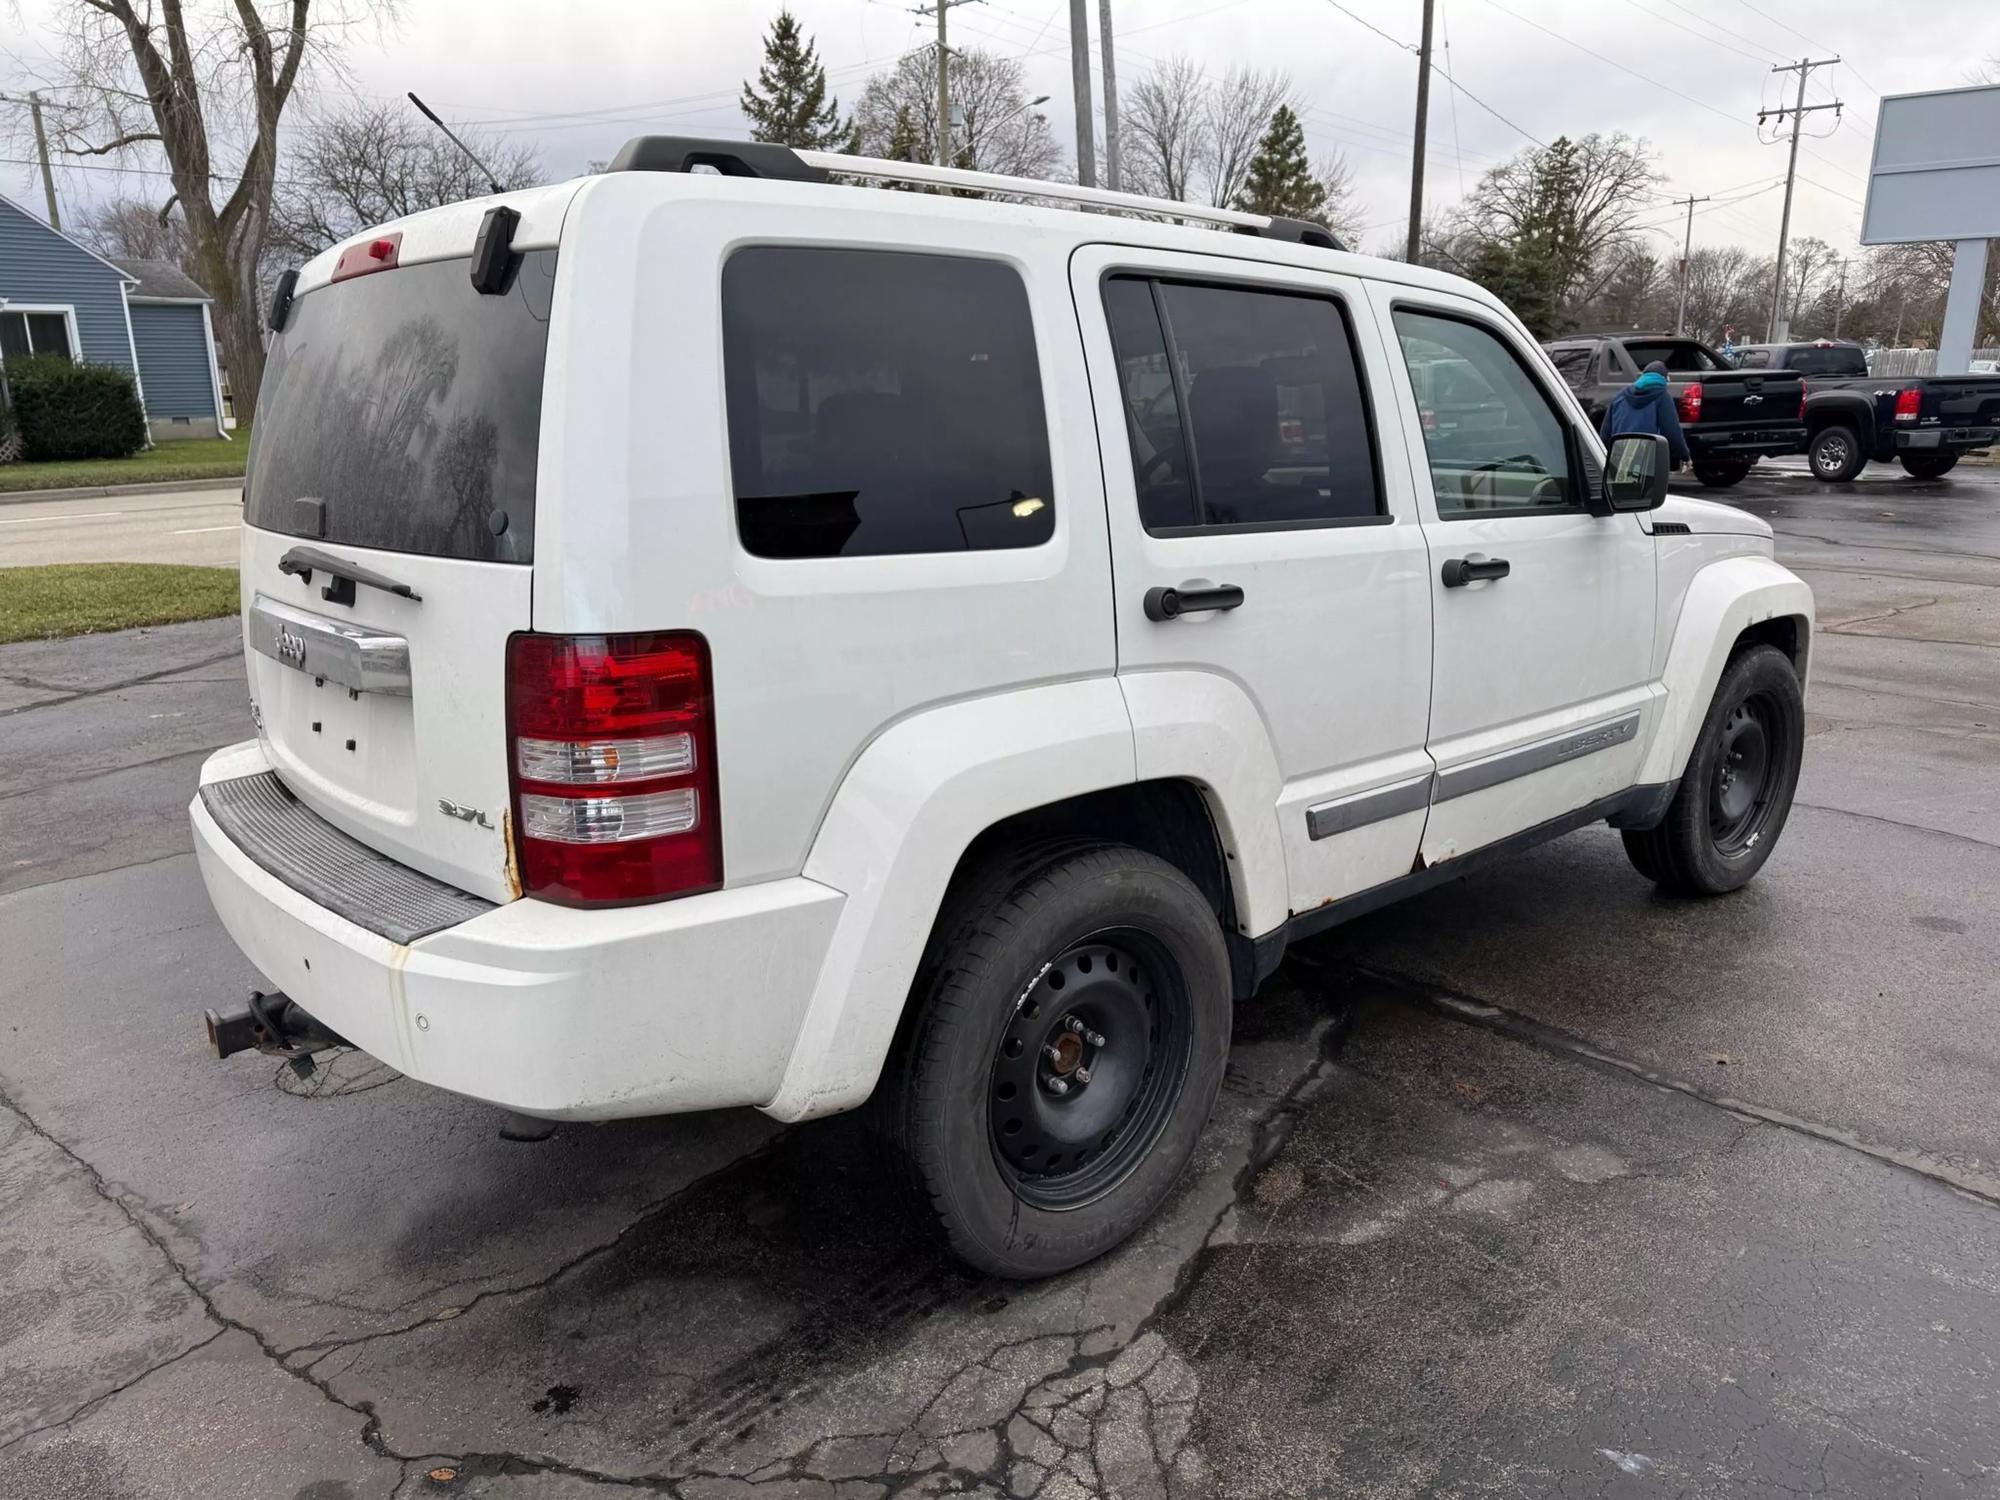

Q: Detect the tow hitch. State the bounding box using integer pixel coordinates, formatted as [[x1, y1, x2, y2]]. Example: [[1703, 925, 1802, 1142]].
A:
[[204, 991, 349, 1079]]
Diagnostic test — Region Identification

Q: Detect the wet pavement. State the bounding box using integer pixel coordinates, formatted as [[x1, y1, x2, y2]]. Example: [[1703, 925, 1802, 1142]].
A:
[[1, 459, 1996, 1498]]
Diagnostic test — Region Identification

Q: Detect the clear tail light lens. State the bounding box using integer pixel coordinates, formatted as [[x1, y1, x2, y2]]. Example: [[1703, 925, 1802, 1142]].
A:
[[1894, 388, 1921, 422], [506, 632, 721, 906]]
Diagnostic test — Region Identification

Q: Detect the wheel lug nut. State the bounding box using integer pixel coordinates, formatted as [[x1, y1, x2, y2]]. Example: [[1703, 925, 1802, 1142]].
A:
[[1065, 1016, 1086, 1034], [1045, 1076, 1070, 1095], [1085, 1029, 1106, 1047], [1044, 1043, 1067, 1065], [1074, 1066, 1092, 1084]]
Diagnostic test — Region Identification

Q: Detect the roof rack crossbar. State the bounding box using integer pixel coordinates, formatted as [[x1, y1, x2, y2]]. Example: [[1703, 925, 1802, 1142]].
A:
[[604, 135, 1345, 250]]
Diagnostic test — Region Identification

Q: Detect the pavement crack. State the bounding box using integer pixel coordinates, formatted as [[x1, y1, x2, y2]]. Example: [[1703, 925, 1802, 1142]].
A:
[[1357, 964, 2000, 1210], [0, 648, 241, 718], [0, 1327, 229, 1454], [1792, 799, 2000, 851], [0, 744, 218, 803]]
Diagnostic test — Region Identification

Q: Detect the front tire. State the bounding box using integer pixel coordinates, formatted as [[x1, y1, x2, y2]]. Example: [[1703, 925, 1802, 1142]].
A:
[[1622, 644, 1804, 896], [885, 842, 1231, 1278], [1807, 423, 1868, 482], [1694, 460, 1752, 488], [1900, 452, 1959, 480]]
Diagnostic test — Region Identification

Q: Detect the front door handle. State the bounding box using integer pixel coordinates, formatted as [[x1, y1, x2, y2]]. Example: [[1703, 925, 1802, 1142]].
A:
[[1144, 583, 1245, 621], [1440, 556, 1510, 588]]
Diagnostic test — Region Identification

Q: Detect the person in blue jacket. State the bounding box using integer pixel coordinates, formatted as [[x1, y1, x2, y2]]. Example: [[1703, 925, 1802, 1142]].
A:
[[1601, 360, 1691, 470]]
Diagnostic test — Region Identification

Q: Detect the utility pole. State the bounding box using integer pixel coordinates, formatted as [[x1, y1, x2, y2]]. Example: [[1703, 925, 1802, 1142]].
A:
[[1405, 0, 1435, 263], [1831, 257, 1848, 338], [1099, 0, 1120, 191], [0, 90, 61, 227], [1673, 193, 1710, 336], [1069, 0, 1096, 187], [912, 0, 981, 171], [1759, 57, 1841, 343]]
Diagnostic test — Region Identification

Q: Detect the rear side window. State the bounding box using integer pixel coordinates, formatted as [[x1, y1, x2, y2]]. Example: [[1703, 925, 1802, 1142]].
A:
[[246, 252, 555, 563], [721, 248, 1054, 559], [1735, 348, 1771, 368], [1102, 275, 1383, 533], [1780, 345, 1867, 376]]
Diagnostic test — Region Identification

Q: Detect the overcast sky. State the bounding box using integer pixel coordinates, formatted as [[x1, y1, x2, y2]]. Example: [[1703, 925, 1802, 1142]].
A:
[[6, 0, 1999, 259]]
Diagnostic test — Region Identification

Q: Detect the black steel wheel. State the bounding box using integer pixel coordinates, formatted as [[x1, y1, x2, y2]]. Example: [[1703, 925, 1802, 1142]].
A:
[[1621, 643, 1804, 896], [1694, 461, 1751, 488], [1808, 423, 1867, 482], [988, 931, 1192, 1211], [882, 841, 1231, 1278]]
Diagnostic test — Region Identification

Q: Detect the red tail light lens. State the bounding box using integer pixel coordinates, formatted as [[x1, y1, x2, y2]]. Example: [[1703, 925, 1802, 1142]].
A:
[[505, 632, 721, 906], [1799, 378, 1808, 419], [1677, 381, 1703, 423], [1894, 387, 1921, 422]]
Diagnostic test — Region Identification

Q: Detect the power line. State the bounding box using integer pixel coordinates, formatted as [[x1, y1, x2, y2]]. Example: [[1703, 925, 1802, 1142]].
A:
[[1613, 0, 1779, 66], [1759, 55, 1843, 340], [1478, 0, 1750, 133], [1317, 0, 1545, 148]]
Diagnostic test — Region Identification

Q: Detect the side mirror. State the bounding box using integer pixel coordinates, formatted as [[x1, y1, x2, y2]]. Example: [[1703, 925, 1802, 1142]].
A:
[[1603, 432, 1670, 511]]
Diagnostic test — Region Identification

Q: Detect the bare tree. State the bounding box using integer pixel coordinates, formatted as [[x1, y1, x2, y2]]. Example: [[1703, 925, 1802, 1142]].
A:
[[1463, 133, 1663, 314], [34, 0, 368, 424], [1680, 244, 1770, 344], [271, 100, 541, 261], [854, 46, 1061, 179], [1781, 235, 1836, 324], [78, 196, 193, 267], [1204, 66, 1292, 208], [1313, 152, 1366, 246], [1121, 55, 1208, 201]]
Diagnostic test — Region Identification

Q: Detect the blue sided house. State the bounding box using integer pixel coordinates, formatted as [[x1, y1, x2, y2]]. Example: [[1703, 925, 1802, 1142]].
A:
[[0, 191, 229, 443]]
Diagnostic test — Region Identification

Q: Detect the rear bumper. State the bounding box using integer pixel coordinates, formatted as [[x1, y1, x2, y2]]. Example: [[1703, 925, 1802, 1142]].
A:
[[1895, 426, 1996, 452], [190, 741, 845, 1120], [1688, 424, 1805, 459]]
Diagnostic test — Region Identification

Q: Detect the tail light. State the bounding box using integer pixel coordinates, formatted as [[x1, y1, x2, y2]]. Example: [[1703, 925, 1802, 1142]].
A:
[[505, 632, 721, 906], [1799, 379, 1808, 419], [1894, 388, 1921, 423], [1678, 382, 1703, 423]]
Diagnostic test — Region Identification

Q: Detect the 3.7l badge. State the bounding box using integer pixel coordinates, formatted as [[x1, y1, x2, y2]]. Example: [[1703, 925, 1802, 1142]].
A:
[[438, 799, 494, 830]]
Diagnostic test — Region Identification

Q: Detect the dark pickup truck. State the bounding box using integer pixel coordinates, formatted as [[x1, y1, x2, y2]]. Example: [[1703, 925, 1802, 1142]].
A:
[[1732, 340, 2000, 481], [1543, 333, 1806, 488]]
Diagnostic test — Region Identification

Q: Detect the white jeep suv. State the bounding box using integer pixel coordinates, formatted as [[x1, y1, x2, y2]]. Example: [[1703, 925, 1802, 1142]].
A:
[[191, 138, 1812, 1278]]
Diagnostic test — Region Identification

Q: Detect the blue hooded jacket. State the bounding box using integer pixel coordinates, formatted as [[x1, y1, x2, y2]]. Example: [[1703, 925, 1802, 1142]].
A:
[[1601, 366, 1690, 464]]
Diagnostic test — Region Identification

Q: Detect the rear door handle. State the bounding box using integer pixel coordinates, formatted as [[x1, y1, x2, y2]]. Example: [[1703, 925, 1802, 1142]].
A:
[[1144, 583, 1245, 621], [1441, 556, 1510, 588]]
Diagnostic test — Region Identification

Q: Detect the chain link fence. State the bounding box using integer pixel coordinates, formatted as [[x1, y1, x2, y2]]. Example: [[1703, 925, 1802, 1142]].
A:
[[1866, 347, 2000, 377]]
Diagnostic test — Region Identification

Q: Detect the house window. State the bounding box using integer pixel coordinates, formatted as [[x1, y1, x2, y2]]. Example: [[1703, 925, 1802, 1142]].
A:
[[0, 309, 76, 361]]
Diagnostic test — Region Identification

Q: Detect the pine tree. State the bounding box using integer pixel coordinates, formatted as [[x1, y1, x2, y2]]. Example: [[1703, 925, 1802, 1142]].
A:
[[740, 9, 849, 149], [881, 105, 925, 190], [1233, 105, 1327, 222]]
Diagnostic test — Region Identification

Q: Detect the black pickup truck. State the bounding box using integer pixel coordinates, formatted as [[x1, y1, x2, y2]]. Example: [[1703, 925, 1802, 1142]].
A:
[[1542, 333, 1807, 488], [1731, 340, 2000, 481]]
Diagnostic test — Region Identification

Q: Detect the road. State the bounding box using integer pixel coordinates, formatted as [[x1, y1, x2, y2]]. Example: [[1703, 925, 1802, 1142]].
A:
[[0, 487, 241, 569], [1, 461, 1996, 1498]]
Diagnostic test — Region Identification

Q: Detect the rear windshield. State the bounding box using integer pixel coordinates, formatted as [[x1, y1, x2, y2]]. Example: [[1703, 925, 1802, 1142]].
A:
[[1622, 339, 1726, 373], [246, 251, 555, 563], [1778, 345, 1868, 376]]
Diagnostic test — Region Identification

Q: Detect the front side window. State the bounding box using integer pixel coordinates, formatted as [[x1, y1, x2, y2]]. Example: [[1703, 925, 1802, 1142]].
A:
[[1393, 309, 1576, 518], [1102, 276, 1383, 532], [721, 248, 1054, 559], [0, 310, 74, 360]]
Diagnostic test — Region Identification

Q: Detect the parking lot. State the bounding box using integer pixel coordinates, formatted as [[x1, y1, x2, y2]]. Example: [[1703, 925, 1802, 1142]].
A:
[[2, 460, 1996, 1498]]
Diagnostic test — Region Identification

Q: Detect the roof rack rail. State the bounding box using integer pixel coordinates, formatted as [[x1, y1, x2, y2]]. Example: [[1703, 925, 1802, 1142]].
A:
[[605, 135, 1345, 251]]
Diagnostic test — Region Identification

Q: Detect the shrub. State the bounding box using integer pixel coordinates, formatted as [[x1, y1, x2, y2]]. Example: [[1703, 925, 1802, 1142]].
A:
[[6, 354, 147, 461], [0, 389, 19, 464]]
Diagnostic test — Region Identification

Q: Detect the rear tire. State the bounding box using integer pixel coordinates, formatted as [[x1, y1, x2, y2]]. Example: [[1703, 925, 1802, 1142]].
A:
[[1621, 644, 1804, 896], [1807, 423, 1868, 482], [884, 841, 1231, 1278], [1693, 460, 1752, 488], [1899, 452, 1959, 480]]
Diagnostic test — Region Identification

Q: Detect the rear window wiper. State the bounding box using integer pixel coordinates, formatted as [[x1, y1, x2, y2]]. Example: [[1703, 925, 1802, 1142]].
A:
[[278, 545, 423, 607]]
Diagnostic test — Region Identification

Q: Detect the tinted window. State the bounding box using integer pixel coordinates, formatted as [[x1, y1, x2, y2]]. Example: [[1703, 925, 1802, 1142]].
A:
[[247, 252, 554, 563], [1623, 339, 1724, 372], [1103, 277, 1382, 532], [1735, 347, 1771, 369], [1547, 346, 1592, 389], [722, 248, 1053, 559], [1394, 309, 1575, 517], [1780, 345, 1868, 376]]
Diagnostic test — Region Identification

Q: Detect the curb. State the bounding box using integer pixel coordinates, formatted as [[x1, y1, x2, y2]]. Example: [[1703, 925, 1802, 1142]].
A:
[[0, 475, 244, 506]]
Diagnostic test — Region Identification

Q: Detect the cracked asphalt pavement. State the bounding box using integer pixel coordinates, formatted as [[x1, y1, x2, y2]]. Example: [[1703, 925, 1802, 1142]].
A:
[[2, 459, 1997, 1498]]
